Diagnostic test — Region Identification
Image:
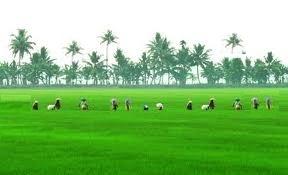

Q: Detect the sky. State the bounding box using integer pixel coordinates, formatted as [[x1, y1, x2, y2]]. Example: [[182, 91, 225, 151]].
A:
[[0, 0, 287, 66]]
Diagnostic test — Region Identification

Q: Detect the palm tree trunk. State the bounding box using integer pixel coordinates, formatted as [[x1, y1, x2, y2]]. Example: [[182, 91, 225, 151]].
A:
[[17, 57, 22, 85], [105, 45, 109, 85], [197, 65, 201, 84], [106, 45, 109, 67], [167, 73, 170, 85]]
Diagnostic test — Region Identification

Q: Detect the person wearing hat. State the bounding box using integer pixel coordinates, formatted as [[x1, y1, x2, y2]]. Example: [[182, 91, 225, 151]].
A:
[[47, 98, 61, 110], [143, 104, 149, 111], [251, 97, 259, 109], [79, 98, 89, 110], [266, 97, 272, 110], [186, 100, 193, 110], [111, 98, 118, 111], [32, 100, 39, 110], [208, 98, 215, 110], [55, 98, 61, 110], [233, 98, 242, 110], [156, 103, 164, 110], [125, 99, 131, 111]]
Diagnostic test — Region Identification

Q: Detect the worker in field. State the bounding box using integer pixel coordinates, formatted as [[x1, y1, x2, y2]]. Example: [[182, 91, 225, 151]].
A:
[[55, 98, 61, 110], [143, 104, 149, 111], [32, 100, 39, 110], [111, 98, 118, 111], [252, 97, 259, 109], [156, 103, 164, 110], [208, 98, 216, 110], [186, 100, 193, 110], [125, 99, 131, 111], [79, 98, 89, 110], [233, 98, 242, 110], [266, 97, 272, 110], [47, 98, 61, 110]]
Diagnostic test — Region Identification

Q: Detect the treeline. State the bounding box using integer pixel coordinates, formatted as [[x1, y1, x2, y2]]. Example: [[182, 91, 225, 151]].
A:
[[0, 29, 287, 86]]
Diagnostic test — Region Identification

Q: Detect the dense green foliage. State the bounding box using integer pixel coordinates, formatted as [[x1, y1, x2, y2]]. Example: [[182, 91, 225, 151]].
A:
[[1, 30, 287, 86], [0, 88, 287, 175]]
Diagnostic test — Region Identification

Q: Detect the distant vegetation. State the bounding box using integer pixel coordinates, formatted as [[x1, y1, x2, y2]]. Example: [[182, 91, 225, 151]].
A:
[[0, 29, 287, 87]]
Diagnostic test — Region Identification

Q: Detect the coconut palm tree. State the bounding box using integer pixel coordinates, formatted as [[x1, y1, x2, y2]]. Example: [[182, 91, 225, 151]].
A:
[[44, 64, 60, 85], [271, 61, 286, 83], [53, 65, 62, 85], [139, 52, 150, 85], [253, 59, 269, 84], [147, 33, 174, 85], [63, 61, 80, 85], [113, 49, 130, 85], [172, 41, 192, 85], [100, 30, 118, 67], [10, 29, 35, 66], [243, 58, 253, 84], [84, 51, 104, 85], [220, 58, 232, 84], [38, 47, 56, 84], [230, 58, 245, 84], [0, 63, 9, 86], [39, 47, 55, 65], [10, 29, 35, 85], [81, 66, 92, 85], [224, 33, 242, 54], [147, 33, 163, 84], [65, 41, 83, 64], [180, 40, 187, 47], [8, 60, 18, 85], [201, 61, 222, 84], [264, 52, 279, 83], [191, 44, 211, 84]]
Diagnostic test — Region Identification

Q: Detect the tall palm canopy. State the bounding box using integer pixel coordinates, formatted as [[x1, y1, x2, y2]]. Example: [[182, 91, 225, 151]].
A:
[[87, 51, 102, 65], [65, 41, 83, 63], [191, 44, 211, 84], [1, 30, 288, 86], [225, 33, 243, 54], [147, 33, 174, 84], [180, 40, 186, 48], [10, 29, 35, 66], [40, 47, 55, 65], [100, 30, 118, 66], [264, 52, 280, 82]]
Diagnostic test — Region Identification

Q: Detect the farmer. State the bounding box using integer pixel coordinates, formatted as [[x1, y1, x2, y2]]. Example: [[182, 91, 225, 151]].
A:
[[186, 100, 193, 110], [201, 105, 209, 110], [266, 97, 272, 110], [111, 98, 118, 111], [208, 98, 216, 110], [55, 98, 61, 110], [79, 98, 89, 110], [32, 100, 39, 110], [233, 98, 242, 110], [47, 98, 61, 110], [252, 97, 259, 109], [125, 99, 131, 111], [156, 103, 164, 110], [143, 104, 149, 111]]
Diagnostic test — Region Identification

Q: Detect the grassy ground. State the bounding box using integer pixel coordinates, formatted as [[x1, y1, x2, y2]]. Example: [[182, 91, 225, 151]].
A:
[[0, 88, 287, 175]]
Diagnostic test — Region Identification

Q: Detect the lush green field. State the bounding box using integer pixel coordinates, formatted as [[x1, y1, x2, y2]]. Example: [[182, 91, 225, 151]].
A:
[[0, 88, 288, 175]]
